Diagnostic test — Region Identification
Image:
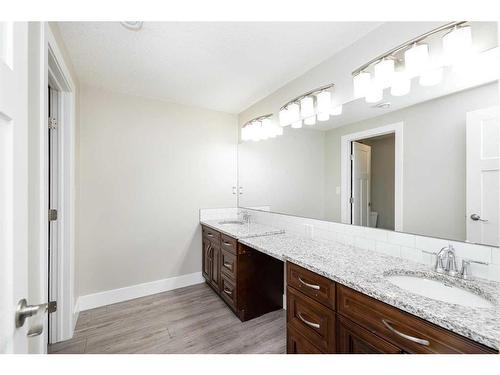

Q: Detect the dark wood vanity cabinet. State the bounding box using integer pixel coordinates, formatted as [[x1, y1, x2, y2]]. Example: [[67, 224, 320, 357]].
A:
[[286, 262, 497, 354], [201, 225, 283, 322]]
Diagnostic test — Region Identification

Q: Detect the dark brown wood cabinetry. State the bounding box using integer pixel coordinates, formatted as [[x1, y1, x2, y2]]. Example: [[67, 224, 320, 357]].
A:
[[286, 262, 497, 354], [201, 225, 283, 322]]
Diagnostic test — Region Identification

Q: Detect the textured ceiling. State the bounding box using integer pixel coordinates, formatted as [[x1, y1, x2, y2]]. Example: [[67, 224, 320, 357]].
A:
[[58, 22, 381, 113]]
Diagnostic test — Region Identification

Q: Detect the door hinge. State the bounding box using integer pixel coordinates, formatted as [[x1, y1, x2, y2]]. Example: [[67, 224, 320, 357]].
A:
[[48, 209, 58, 221], [349, 197, 354, 204], [48, 117, 57, 130], [350, 154, 354, 161], [48, 301, 57, 314]]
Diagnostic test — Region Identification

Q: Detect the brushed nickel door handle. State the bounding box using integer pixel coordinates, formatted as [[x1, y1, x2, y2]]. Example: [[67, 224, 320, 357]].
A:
[[298, 277, 320, 290], [382, 319, 430, 346], [298, 312, 320, 329], [470, 214, 488, 222]]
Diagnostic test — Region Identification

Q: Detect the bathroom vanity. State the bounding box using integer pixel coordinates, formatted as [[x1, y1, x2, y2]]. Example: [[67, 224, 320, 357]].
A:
[[200, 221, 499, 354]]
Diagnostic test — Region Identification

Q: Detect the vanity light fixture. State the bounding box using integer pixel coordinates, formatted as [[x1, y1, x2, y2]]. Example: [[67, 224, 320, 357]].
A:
[[352, 21, 471, 102], [241, 114, 283, 142], [279, 83, 336, 128]]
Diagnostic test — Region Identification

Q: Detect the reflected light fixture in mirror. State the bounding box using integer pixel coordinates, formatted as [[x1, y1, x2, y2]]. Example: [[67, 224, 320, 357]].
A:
[[241, 114, 282, 142], [374, 58, 395, 88], [404, 43, 430, 77]]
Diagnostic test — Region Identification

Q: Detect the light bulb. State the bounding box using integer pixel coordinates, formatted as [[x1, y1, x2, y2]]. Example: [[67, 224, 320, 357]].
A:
[[404, 43, 429, 77], [419, 67, 443, 86], [365, 82, 383, 103], [374, 59, 395, 89], [390, 70, 411, 96], [279, 108, 290, 127], [291, 120, 302, 129], [304, 116, 316, 126], [330, 104, 342, 116], [252, 121, 264, 141], [317, 112, 330, 122], [288, 103, 300, 124], [443, 25, 472, 65], [300, 96, 315, 119], [262, 118, 274, 138], [353, 72, 371, 98], [316, 91, 331, 115]]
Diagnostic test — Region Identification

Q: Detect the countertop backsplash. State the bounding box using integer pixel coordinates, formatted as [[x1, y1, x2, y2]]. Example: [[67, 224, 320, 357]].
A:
[[200, 207, 500, 283]]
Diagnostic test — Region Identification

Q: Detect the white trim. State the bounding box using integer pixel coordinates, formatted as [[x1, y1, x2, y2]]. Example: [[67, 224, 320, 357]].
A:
[[340, 122, 404, 231], [77, 272, 205, 312], [45, 24, 77, 343]]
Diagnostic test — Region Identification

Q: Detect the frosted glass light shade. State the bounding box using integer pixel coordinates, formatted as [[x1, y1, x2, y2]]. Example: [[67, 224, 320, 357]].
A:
[[390, 71, 411, 96], [288, 103, 300, 124], [404, 43, 429, 77], [419, 67, 443, 86], [353, 72, 371, 98], [262, 118, 274, 138], [330, 105, 342, 116], [443, 26, 472, 64], [304, 116, 316, 126], [300, 96, 315, 118], [365, 83, 383, 103], [279, 108, 291, 126], [317, 112, 330, 121], [316, 91, 331, 114], [374, 59, 395, 89], [291, 120, 303, 129]]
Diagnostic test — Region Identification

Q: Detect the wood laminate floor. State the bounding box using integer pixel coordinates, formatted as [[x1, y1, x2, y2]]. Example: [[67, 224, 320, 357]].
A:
[[48, 282, 286, 354]]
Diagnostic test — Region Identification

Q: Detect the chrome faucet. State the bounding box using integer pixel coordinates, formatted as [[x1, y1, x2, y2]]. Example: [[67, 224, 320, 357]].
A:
[[434, 245, 458, 276], [240, 210, 251, 225]]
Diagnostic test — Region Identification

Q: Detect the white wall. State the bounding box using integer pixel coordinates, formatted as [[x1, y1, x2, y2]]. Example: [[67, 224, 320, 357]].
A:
[[238, 127, 326, 219], [78, 85, 237, 296]]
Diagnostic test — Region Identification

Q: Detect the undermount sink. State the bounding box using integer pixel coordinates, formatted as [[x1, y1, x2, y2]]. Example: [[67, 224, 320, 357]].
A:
[[218, 220, 246, 225], [386, 275, 494, 308]]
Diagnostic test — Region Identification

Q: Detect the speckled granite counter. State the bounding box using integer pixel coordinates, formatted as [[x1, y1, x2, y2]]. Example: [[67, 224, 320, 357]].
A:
[[239, 233, 500, 350], [200, 219, 284, 239]]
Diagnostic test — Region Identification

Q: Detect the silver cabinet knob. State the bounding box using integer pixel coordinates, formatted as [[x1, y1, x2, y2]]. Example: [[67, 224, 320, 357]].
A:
[[470, 214, 488, 222]]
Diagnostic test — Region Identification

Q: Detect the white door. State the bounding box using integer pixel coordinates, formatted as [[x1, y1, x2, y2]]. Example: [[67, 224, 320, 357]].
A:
[[351, 141, 371, 227], [466, 106, 499, 246], [0, 22, 29, 353]]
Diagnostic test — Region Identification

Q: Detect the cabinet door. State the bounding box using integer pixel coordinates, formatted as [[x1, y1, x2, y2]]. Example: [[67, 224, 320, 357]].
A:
[[287, 326, 323, 354], [210, 244, 220, 290], [202, 238, 212, 281], [338, 316, 401, 354]]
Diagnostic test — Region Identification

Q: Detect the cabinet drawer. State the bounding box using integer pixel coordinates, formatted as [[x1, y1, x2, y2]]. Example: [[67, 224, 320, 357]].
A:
[[287, 286, 336, 353], [220, 248, 236, 279], [287, 262, 336, 309], [202, 226, 220, 243], [337, 315, 402, 354], [220, 273, 237, 309], [287, 325, 324, 354], [220, 233, 237, 254], [337, 284, 496, 354]]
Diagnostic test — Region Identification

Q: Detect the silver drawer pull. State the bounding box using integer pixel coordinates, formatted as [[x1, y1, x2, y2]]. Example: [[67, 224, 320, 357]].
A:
[[223, 262, 233, 270], [223, 241, 232, 246], [298, 312, 320, 329], [207, 233, 214, 237], [223, 288, 232, 296], [382, 319, 430, 346], [298, 277, 320, 290]]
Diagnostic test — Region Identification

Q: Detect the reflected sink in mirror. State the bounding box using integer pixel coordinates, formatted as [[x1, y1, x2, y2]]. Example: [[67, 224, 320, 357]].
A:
[[218, 220, 246, 225], [385, 275, 494, 308]]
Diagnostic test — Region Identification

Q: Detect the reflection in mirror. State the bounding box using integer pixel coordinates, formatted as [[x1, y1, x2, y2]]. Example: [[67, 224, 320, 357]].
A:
[[238, 22, 499, 247]]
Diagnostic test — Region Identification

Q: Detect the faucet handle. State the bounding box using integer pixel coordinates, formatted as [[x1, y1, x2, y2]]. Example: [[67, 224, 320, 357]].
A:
[[460, 259, 489, 280], [446, 252, 459, 277], [422, 250, 445, 273]]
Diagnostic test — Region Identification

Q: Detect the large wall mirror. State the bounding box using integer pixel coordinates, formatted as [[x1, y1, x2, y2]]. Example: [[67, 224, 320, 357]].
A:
[[238, 22, 499, 247]]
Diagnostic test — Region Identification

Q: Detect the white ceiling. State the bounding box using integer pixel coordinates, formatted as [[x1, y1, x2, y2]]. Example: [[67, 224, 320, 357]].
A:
[[57, 22, 381, 114]]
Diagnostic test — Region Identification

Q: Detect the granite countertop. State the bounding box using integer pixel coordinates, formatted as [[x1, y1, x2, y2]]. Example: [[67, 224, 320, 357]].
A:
[[238, 233, 500, 351], [200, 219, 284, 239]]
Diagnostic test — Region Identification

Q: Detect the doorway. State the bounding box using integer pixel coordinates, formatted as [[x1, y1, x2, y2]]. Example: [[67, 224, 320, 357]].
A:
[[47, 85, 59, 344], [341, 122, 404, 231], [350, 134, 395, 230]]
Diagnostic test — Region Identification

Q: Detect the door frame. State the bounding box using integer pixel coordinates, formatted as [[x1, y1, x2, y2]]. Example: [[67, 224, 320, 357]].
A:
[[34, 23, 77, 349], [340, 122, 404, 231]]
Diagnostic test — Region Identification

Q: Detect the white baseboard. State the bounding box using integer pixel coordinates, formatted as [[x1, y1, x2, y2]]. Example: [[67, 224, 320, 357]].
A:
[[77, 272, 204, 312]]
